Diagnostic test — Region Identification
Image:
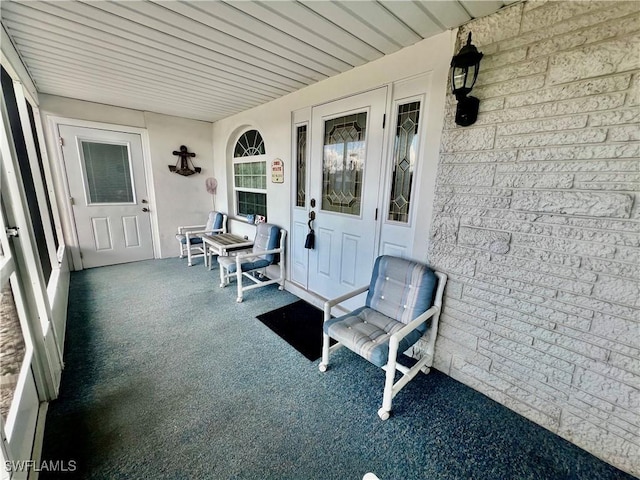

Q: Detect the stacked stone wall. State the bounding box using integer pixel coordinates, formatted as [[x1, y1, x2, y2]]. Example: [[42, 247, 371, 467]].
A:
[[425, 1, 639, 475]]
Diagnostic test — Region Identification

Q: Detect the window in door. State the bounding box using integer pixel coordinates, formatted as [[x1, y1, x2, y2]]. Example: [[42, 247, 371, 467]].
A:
[[295, 124, 307, 208], [321, 112, 367, 215], [80, 141, 134, 204], [388, 100, 421, 223], [233, 129, 267, 218]]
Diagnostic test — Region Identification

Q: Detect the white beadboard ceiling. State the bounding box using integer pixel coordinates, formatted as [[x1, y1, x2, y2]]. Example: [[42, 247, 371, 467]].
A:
[[1, 0, 515, 123]]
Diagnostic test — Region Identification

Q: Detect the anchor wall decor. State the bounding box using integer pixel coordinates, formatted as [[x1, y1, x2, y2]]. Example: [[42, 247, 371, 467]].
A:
[[169, 145, 201, 176]]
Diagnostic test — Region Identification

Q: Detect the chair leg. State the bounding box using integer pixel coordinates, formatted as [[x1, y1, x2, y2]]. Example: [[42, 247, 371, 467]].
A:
[[236, 268, 243, 303], [219, 263, 226, 288], [378, 337, 399, 420], [319, 333, 330, 372], [187, 240, 194, 266]]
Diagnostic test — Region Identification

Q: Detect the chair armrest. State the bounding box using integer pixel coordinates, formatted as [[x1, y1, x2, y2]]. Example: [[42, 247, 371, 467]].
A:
[[185, 230, 208, 239], [323, 285, 370, 322], [209, 228, 225, 234], [178, 224, 206, 234], [389, 305, 440, 346], [233, 246, 283, 261]]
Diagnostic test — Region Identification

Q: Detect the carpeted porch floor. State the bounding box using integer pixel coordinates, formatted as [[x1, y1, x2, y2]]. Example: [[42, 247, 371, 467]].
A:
[[40, 258, 635, 479]]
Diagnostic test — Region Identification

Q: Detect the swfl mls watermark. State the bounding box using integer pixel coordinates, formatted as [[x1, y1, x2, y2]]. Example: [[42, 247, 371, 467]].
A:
[[5, 460, 77, 473]]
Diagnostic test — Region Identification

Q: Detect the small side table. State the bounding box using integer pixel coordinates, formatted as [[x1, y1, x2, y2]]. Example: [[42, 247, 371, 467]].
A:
[[200, 233, 254, 270]]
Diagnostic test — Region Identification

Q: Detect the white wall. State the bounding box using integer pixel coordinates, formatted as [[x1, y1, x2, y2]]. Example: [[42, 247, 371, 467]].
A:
[[211, 30, 455, 253], [39, 95, 215, 259], [426, 1, 640, 476]]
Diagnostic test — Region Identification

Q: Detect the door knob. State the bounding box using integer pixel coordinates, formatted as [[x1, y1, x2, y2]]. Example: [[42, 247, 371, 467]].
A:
[[142, 207, 149, 213]]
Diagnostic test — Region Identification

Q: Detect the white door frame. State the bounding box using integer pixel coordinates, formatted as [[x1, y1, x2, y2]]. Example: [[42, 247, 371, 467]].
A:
[[46, 116, 159, 270]]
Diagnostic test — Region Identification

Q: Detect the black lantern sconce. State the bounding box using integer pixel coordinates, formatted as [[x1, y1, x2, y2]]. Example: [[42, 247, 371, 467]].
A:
[[450, 32, 483, 127], [169, 145, 201, 176]]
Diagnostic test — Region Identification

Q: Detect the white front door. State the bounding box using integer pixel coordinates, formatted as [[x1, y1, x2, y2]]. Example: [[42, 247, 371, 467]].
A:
[[307, 88, 387, 305], [59, 125, 153, 268]]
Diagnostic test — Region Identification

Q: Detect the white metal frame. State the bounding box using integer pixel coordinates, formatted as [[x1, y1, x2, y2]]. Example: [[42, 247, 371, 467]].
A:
[[219, 228, 287, 303], [319, 269, 447, 420], [176, 213, 227, 266]]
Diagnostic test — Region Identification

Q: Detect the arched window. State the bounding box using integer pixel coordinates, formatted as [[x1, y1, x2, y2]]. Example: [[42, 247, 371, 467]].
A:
[[234, 129, 265, 157], [232, 129, 267, 218]]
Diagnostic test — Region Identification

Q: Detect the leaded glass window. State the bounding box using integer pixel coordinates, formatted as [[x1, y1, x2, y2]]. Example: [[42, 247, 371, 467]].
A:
[[388, 101, 420, 223], [234, 129, 265, 157], [296, 125, 307, 207], [321, 112, 367, 215]]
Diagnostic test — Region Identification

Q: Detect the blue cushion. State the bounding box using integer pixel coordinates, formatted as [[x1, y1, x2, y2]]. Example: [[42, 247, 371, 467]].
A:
[[225, 258, 270, 274], [176, 234, 203, 245], [253, 223, 280, 263], [365, 255, 437, 333], [324, 307, 424, 367], [205, 211, 224, 232]]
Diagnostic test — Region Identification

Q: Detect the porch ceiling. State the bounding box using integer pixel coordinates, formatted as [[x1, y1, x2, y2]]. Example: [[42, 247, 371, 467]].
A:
[[1, 0, 514, 122]]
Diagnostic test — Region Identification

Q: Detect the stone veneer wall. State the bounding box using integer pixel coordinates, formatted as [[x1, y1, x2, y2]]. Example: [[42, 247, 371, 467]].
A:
[[425, 1, 639, 475]]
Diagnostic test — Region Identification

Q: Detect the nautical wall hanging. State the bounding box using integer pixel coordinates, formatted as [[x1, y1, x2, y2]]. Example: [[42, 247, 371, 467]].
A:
[[169, 145, 201, 176]]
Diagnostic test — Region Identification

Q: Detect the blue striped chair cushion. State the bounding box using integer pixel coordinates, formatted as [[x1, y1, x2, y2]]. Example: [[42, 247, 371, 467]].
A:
[[323, 307, 424, 367], [218, 256, 270, 273], [253, 223, 280, 263], [365, 255, 437, 331], [206, 211, 224, 232]]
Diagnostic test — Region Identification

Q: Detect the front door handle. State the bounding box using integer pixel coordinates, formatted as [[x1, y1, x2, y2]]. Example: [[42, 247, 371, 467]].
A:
[[142, 207, 149, 213]]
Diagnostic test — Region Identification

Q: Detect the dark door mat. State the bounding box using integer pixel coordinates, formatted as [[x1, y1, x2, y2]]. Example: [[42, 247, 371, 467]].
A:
[[256, 299, 331, 361]]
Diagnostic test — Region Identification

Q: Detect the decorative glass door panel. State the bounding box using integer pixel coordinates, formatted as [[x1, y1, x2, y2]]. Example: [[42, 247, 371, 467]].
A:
[[321, 112, 367, 215], [388, 101, 420, 223]]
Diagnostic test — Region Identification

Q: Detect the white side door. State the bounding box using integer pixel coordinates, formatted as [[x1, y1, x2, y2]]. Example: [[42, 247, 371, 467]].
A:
[[59, 125, 153, 268], [307, 87, 387, 305]]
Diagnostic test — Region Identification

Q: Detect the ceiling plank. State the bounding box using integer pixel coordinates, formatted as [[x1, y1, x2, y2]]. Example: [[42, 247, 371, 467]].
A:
[[422, 1, 471, 29], [19, 50, 246, 113], [379, 1, 443, 39], [300, 0, 397, 55], [1, 3, 293, 97], [91, 0, 328, 83], [7, 25, 277, 104], [460, 0, 505, 18], [338, 1, 423, 48], [227, 1, 379, 66], [154, 1, 349, 76], [14, 40, 263, 109]]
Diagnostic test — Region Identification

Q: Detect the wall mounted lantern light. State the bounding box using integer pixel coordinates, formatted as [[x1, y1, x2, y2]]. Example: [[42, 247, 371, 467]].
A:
[[450, 32, 483, 127], [169, 145, 201, 176]]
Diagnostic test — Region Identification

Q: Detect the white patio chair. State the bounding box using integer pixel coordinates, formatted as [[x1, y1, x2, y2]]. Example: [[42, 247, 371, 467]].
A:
[[218, 223, 286, 303], [319, 255, 447, 420], [175, 211, 227, 266]]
